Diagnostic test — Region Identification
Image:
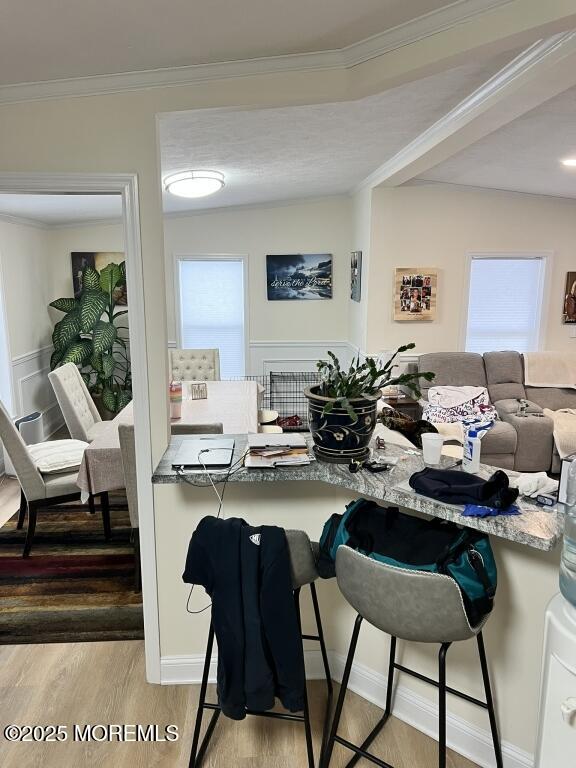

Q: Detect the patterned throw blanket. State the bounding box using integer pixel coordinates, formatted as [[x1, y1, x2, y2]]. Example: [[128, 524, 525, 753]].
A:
[[422, 386, 497, 438]]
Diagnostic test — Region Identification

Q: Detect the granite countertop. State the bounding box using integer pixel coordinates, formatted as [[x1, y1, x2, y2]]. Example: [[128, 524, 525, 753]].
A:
[[153, 434, 563, 552]]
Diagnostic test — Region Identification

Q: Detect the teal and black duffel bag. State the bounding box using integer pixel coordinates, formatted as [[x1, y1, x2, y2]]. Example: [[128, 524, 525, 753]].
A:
[[318, 498, 497, 626]]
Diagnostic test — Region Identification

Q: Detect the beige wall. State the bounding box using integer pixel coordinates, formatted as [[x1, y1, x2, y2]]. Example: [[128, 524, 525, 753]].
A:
[[366, 184, 576, 355], [48, 222, 125, 276], [164, 198, 352, 345], [348, 187, 371, 353], [0, 219, 69, 359]]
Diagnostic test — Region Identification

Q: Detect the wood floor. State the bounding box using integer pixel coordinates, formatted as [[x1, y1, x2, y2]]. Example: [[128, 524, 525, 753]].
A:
[[0, 640, 479, 768], [0, 475, 19, 528]]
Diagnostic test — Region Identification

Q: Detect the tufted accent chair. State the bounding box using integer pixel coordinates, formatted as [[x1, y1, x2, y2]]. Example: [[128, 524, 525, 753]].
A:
[[170, 348, 220, 382], [48, 362, 103, 443]]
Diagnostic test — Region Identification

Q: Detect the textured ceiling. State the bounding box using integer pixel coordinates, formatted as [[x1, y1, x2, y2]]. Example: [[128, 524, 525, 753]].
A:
[[0, 195, 122, 225], [420, 86, 576, 198], [159, 51, 515, 212], [0, 0, 452, 85]]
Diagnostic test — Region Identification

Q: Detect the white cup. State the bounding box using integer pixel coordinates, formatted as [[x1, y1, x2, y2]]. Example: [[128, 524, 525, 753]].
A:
[[421, 433, 445, 466]]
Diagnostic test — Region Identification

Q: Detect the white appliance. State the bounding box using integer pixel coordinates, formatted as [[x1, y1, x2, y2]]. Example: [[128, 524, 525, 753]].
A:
[[535, 593, 576, 766]]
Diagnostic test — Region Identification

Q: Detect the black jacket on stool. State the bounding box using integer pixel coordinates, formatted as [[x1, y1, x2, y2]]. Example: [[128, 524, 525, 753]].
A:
[[182, 516, 305, 720]]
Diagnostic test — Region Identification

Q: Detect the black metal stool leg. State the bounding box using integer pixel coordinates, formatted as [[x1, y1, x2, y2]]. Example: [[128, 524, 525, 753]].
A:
[[321, 613, 363, 768], [477, 632, 503, 768], [310, 582, 333, 696], [438, 643, 451, 768], [385, 637, 396, 716], [295, 588, 315, 768], [310, 581, 333, 762], [343, 635, 396, 768], [189, 624, 219, 768]]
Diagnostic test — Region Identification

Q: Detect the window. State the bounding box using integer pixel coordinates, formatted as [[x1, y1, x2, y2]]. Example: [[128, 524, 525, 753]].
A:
[[465, 255, 546, 354], [177, 257, 246, 378]]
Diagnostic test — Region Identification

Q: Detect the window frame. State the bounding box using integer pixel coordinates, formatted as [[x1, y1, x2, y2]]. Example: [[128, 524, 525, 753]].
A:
[[173, 253, 250, 377], [461, 251, 551, 354]]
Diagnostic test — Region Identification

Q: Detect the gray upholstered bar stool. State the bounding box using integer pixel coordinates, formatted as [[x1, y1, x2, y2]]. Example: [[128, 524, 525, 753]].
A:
[[189, 529, 333, 768], [322, 547, 502, 768]]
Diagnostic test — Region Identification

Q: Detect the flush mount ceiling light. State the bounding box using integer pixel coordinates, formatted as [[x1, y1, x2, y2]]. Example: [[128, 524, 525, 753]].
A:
[[561, 158, 576, 168], [164, 170, 225, 198]]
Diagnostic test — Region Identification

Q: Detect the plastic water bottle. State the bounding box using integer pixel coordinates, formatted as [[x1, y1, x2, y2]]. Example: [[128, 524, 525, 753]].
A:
[[560, 458, 576, 607], [462, 429, 481, 474]]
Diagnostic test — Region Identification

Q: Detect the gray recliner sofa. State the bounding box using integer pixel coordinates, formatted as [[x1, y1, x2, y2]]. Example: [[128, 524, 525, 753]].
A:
[[417, 351, 574, 473], [418, 352, 518, 470]]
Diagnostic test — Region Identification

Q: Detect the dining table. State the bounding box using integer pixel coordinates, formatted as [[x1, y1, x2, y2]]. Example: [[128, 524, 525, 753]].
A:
[[76, 379, 260, 498]]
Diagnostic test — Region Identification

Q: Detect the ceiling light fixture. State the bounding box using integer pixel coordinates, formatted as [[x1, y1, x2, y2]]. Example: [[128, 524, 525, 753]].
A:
[[561, 157, 576, 168], [164, 170, 225, 198]]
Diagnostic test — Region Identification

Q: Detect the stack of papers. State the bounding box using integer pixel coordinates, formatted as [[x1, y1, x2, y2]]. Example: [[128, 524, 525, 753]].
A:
[[245, 433, 313, 468]]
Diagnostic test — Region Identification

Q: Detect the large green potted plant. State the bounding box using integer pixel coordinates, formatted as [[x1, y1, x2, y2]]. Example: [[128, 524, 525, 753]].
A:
[[304, 345, 434, 463], [49, 263, 131, 417]]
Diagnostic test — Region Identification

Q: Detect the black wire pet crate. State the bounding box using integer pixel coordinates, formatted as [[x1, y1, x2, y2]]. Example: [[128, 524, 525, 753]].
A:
[[239, 371, 320, 431]]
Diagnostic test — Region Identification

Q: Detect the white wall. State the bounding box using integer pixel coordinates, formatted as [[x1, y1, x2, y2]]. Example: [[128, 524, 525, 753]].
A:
[[0, 218, 69, 439], [348, 186, 372, 353], [164, 198, 353, 372], [365, 184, 576, 355]]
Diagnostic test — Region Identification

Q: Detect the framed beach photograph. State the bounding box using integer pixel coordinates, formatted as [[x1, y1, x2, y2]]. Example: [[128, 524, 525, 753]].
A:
[[394, 267, 437, 321], [71, 251, 127, 304], [266, 253, 332, 300], [350, 250, 362, 302]]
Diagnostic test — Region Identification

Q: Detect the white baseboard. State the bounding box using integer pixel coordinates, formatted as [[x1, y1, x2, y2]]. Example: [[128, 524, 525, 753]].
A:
[[160, 648, 328, 686], [329, 652, 533, 768], [160, 649, 533, 768]]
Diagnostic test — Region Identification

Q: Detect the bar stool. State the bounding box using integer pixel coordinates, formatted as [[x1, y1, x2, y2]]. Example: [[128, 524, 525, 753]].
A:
[[189, 529, 333, 768], [321, 546, 503, 768]]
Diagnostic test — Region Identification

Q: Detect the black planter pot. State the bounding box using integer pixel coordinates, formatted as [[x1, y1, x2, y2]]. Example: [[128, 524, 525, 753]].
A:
[[304, 385, 380, 464]]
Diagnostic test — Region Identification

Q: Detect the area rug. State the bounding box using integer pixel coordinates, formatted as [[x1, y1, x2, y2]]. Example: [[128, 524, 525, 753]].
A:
[[0, 495, 143, 644]]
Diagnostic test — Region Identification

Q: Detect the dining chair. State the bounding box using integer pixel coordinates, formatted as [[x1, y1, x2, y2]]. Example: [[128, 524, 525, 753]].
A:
[[48, 362, 107, 442], [170, 349, 220, 381], [0, 399, 110, 557], [118, 423, 141, 591]]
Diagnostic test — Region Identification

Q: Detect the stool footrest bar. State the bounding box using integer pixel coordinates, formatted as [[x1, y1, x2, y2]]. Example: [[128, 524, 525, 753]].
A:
[[203, 703, 305, 722], [334, 734, 395, 768], [393, 662, 488, 708]]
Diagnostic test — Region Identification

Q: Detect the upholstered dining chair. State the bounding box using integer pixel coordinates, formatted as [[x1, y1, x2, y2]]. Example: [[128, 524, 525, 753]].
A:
[[48, 362, 107, 442], [0, 399, 110, 557], [118, 424, 141, 591], [170, 349, 220, 381]]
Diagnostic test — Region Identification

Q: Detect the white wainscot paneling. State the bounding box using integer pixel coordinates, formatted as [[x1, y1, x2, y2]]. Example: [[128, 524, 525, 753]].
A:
[[11, 345, 63, 439], [249, 340, 352, 376]]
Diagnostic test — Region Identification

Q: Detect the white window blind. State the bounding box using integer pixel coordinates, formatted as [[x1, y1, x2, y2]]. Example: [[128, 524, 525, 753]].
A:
[[465, 256, 545, 354], [178, 258, 245, 378]]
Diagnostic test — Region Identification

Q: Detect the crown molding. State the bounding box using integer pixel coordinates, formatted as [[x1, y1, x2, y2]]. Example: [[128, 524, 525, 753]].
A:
[[406, 177, 576, 202], [0, 212, 49, 230], [0, 0, 513, 105], [355, 29, 576, 191], [47, 216, 124, 230]]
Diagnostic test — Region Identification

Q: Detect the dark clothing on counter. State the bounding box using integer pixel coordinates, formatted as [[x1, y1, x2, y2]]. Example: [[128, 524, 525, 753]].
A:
[[409, 467, 519, 509], [182, 516, 305, 720]]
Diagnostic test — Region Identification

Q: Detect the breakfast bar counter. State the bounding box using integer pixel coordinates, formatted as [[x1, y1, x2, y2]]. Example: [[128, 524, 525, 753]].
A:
[[152, 434, 562, 551], [151, 433, 563, 761]]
